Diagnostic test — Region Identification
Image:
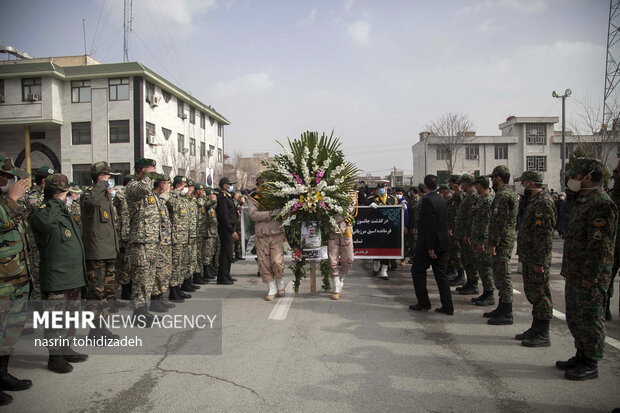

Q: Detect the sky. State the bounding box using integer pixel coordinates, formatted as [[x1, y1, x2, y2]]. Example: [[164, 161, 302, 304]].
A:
[[0, 0, 611, 176]]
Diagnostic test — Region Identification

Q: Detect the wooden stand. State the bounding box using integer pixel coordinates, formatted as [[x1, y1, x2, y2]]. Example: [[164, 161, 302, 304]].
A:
[[310, 261, 317, 293]]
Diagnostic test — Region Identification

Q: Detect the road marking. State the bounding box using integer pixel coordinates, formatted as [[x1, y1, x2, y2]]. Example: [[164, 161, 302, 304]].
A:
[[513, 288, 522, 295], [552, 309, 566, 321], [268, 282, 295, 321]]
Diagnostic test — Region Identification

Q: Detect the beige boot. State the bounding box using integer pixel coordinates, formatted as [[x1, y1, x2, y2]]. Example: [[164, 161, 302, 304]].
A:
[[265, 281, 277, 301], [331, 276, 342, 300], [276, 278, 285, 297]]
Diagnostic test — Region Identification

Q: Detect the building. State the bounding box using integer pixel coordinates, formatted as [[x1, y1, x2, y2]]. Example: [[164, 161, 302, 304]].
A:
[[0, 51, 230, 187], [385, 169, 414, 188], [411, 116, 619, 190]]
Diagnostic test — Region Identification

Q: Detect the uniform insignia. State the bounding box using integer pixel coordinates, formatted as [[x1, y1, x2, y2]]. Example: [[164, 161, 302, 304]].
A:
[[210, 212, 215, 217], [149, 196, 156, 204], [535, 220, 542, 226], [593, 218, 605, 227], [64, 229, 72, 238], [202, 208, 205, 213], [593, 230, 602, 240], [39, 204, 46, 208], [181, 209, 186, 215], [190, 207, 194, 211], [103, 210, 109, 219], [535, 212, 543, 217], [74, 216, 80, 223], [161, 210, 165, 216], [2, 222, 9, 228]]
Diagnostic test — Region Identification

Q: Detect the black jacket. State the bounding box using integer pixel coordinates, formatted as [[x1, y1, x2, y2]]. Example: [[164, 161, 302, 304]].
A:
[[416, 190, 449, 254], [216, 190, 238, 234]]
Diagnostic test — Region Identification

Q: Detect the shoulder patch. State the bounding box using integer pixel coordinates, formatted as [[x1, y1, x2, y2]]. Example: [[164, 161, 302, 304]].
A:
[[39, 204, 46, 209], [593, 229, 602, 240], [103, 210, 109, 219], [593, 218, 605, 227], [74, 215, 80, 223], [64, 229, 72, 238], [149, 195, 156, 204]]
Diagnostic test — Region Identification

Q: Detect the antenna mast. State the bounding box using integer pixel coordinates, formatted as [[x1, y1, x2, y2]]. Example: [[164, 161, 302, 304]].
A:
[[603, 0, 620, 131], [123, 0, 133, 62]]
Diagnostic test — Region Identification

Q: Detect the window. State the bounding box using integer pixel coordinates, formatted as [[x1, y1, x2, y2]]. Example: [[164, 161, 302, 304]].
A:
[[109, 120, 130, 143], [190, 138, 196, 156], [162, 127, 172, 140], [72, 164, 92, 186], [177, 100, 185, 118], [209, 116, 215, 126], [177, 168, 186, 177], [466, 145, 479, 160], [526, 156, 547, 172], [162, 165, 172, 177], [526, 124, 546, 145], [109, 78, 129, 101], [71, 80, 91, 103], [494, 144, 508, 160], [146, 122, 156, 136], [162, 90, 171, 103], [71, 122, 91, 145], [200, 112, 205, 129], [22, 77, 42, 101], [217, 148, 223, 162], [217, 122, 224, 137], [177, 134, 185, 153], [31, 131, 46, 140], [200, 142, 206, 161], [189, 107, 195, 124], [436, 146, 449, 160], [565, 143, 575, 159], [109, 163, 130, 186], [0, 79, 4, 100], [145, 82, 155, 102]]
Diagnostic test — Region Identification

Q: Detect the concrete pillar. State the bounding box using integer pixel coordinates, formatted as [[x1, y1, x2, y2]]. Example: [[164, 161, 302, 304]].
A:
[[24, 125, 31, 175]]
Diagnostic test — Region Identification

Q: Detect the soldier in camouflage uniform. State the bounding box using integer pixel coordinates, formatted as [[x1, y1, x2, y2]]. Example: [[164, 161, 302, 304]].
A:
[[113, 175, 134, 300], [485, 165, 518, 326], [186, 180, 203, 290], [557, 158, 617, 381], [470, 176, 495, 306], [193, 183, 209, 285], [167, 176, 193, 301], [0, 155, 32, 405], [203, 188, 220, 279], [150, 175, 175, 312], [447, 175, 465, 286], [454, 174, 480, 295], [605, 153, 620, 320], [514, 170, 556, 347], [125, 158, 161, 326], [66, 183, 82, 234]]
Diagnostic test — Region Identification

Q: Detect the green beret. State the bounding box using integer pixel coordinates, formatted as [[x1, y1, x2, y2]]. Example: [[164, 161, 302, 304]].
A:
[[439, 183, 449, 190], [194, 182, 205, 190], [154, 174, 170, 187], [448, 174, 460, 183], [460, 173, 474, 184], [515, 170, 543, 183], [489, 165, 510, 176], [566, 157, 603, 178], [187, 179, 195, 186], [173, 175, 188, 184], [135, 158, 156, 169], [45, 173, 70, 191], [35, 165, 56, 177]]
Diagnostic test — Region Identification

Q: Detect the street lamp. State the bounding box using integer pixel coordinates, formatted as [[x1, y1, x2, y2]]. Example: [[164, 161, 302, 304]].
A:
[[552, 88, 571, 192]]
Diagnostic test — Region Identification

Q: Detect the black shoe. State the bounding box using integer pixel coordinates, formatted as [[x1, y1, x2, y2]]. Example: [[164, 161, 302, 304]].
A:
[[149, 295, 169, 313], [450, 272, 466, 287], [191, 283, 201, 290], [108, 300, 127, 314], [515, 328, 536, 340], [47, 353, 73, 374], [181, 278, 196, 292], [160, 297, 176, 308], [228, 276, 238, 282], [178, 287, 192, 299], [435, 307, 454, 315], [458, 285, 479, 295], [0, 391, 12, 406], [521, 332, 551, 347], [474, 291, 495, 306], [556, 351, 584, 370], [169, 286, 185, 303], [565, 359, 598, 381], [483, 306, 501, 319], [132, 307, 156, 328], [409, 303, 431, 311], [0, 356, 32, 391], [471, 294, 484, 303], [61, 347, 89, 363], [455, 277, 471, 291], [121, 282, 132, 300], [205, 265, 217, 279], [217, 278, 234, 285], [487, 302, 513, 325], [193, 273, 208, 285]]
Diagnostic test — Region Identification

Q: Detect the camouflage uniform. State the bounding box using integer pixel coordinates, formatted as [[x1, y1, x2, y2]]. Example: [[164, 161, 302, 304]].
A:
[[24, 185, 44, 300], [203, 191, 220, 273], [113, 186, 132, 287], [125, 174, 161, 308], [196, 194, 207, 272], [454, 175, 479, 286], [470, 190, 495, 293], [446, 190, 463, 272], [608, 170, 620, 318], [67, 197, 82, 234], [154, 193, 172, 296], [167, 188, 191, 288], [562, 159, 617, 362], [187, 196, 199, 277]]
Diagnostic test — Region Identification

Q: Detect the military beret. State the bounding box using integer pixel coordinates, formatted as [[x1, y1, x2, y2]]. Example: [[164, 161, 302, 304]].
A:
[[122, 174, 136, 186], [45, 174, 70, 191], [439, 183, 449, 190], [91, 161, 120, 176], [219, 177, 236, 186], [473, 175, 489, 184], [489, 165, 510, 176], [448, 175, 460, 183], [194, 182, 205, 190], [514, 170, 543, 183], [135, 158, 156, 169], [35, 165, 56, 177], [566, 157, 603, 178], [154, 174, 170, 187], [460, 173, 474, 184], [173, 175, 188, 185], [187, 179, 195, 186]]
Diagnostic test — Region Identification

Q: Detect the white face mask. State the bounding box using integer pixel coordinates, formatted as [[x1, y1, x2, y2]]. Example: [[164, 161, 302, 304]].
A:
[[395, 194, 402, 200], [567, 178, 582, 193], [66, 197, 73, 206], [180, 187, 189, 196], [516, 182, 527, 196]]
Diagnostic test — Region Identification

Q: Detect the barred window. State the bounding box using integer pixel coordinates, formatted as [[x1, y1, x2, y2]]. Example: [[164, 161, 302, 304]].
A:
[[494, 144, 508, 160], [466, 145, 479, 160], [526, 124, 546, 145], [526, 156, 546, 171], [436, 146, 449, 160]]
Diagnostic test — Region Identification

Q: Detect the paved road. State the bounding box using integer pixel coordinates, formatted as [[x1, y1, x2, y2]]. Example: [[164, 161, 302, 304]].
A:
[[6, 238, 620, 412]]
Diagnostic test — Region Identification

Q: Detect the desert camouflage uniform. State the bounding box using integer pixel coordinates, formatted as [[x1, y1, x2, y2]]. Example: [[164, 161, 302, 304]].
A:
[[167, 190, 191, 287], [203, 196, 220, 272], [113, 186, 132, 286], [154, 194, 172, 296], [67, 198, 82, 234], [187, 196, 199, 276], [471, 191, 495, 292], [196, 195, 207, 271]]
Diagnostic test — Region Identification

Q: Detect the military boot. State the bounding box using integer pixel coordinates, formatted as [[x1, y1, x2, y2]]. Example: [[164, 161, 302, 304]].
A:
[[556, 351, 584, 370], [0, 391, 11, 406], [487, 302, 513, 325], [47, 350, 73, 373], [450, 270, 466, 287], [474, 290, 495, 306], [0, 356, 32, 391], [160, 295, 176, 308], [181, 278, 196, 292], [565, 357, 598, 381], [605, 297, 612, 321], [515, 318, 537, 340], [205, 265, 216, 280], [88, 319, 120, 343], [132, 306, 156, 328], [521, 319, 550, 347], [149, 294, 169, 313], [62, 347, 89, 363], [169, 286, 185, 303], [458, 280, 479, 295], [446, 267, 458, 282], [177, 285, 192, 299], [121, 282, 132, 300], [193, 272, 208, 285], [483, 303, 501, 318]]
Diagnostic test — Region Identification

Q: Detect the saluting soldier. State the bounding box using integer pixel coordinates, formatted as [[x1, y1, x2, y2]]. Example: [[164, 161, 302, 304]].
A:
[[66, 183, 83, 234], [470, 176, 495, 307], [454, 174, 480, 295], [202, 188, 219, 280], [369, 181, 397, 279], [30, 174, 88, 374], [113, 174, 135, 300], [446, 175, 465, 286], [557, 158, 617, 381], [0, 154, 32, 405], [485, 166, 518, 326], [193, 182, 209, 286], [150, 174, 175, 311], [514, 170, 556, 347], [185, 180, 203, 290], [167, 176, 193, 299]]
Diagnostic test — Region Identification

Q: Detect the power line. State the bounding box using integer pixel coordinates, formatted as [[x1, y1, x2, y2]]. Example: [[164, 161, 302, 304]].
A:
[[90, 0, 107, 55], [133, 29, 184, 88]]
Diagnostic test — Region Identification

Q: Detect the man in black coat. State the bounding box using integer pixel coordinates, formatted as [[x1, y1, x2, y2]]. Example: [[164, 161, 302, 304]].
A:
[[409, 174, 454, 315], [216, 177, 238, 285]]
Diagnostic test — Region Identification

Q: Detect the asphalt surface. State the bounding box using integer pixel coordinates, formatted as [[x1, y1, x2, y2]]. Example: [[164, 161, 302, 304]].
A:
[[5, 237, 620, 413]]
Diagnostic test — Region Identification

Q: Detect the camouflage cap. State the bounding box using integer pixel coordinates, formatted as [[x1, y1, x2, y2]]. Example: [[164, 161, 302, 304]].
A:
[[68, 182, 83, 195], [473, 175, 489, 184], [173, 175, 188, 185], [45, 174, 70, 191], [194, 182, 205, 190], [459, 173, 474, 184], [514, 170, 543, 183], [489, 165, 510, 176], [35, 165, 56, 177], [566, 157, 604, 178], [0, 153, 30, 179], [91, 161, 120, 176], [448, 174, 460, 183], [439, 183, 449, 190], [135, 158, 156, 169]]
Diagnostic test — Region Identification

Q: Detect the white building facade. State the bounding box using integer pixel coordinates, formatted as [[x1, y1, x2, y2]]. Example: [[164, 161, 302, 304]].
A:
[[412, 116, 619, 191], [0, 54, 229, 187]]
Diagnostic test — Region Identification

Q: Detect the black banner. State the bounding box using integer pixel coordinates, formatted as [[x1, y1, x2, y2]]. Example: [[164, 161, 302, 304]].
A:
[[352, 206, 404, 258]]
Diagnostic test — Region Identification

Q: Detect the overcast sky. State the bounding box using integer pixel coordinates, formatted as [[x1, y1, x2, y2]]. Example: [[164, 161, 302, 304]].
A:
[[0, 0, 610, 176]]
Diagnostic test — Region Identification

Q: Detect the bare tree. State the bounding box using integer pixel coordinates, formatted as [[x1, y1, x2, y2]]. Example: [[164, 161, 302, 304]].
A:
[[569, 97, 620, 169], [424, 113, 475, 175], [157, 143, 208, 182]]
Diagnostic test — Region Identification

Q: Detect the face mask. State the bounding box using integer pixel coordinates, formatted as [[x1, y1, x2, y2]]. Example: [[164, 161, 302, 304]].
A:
[[228, 185, 234, 192], [180, 187, 189, 196], [107, 178, 116, 188], [560, 196, 565, 201], [516, 182, 527, 196], [567, 178, 582, 193], [66, 197, 73, 206], [110, 190, 116, 199], [378, 188, 386, 195], [395, 194, 402, 200]]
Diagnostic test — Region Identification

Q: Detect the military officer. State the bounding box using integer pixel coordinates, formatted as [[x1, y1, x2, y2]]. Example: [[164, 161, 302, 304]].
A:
[[454, 174, 480, 295], [557, 158, 617, 381], [515, 170, 556, 347], [470, 175, 495, 306], [216, 177, 238, 285]]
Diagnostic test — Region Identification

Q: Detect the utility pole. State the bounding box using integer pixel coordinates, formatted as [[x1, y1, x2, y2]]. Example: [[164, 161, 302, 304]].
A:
[[123, 0, 133, 62], [553, 89, 572, 192]]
